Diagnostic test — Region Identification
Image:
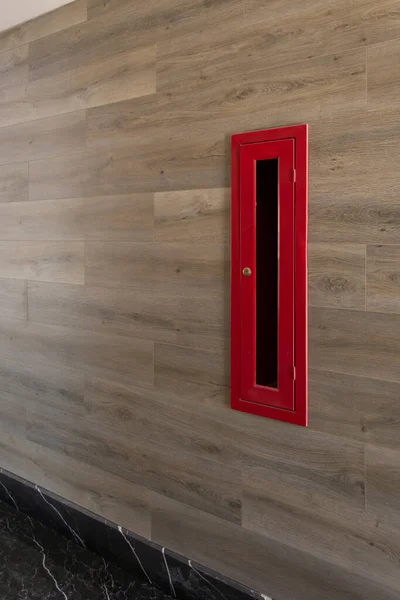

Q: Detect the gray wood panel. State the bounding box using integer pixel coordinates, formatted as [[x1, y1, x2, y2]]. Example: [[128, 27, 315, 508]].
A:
[[310, 307, 400, 383], [0, 0, 398, 597], [0, 45, 29, 91], [28, 281, 226, 351], [0, 163, 28, 203], [0, 0, 87, 54], [365, 445, 400, 530], [309, 369, 400, 450], [0, 279, 27, 320], [309, 243, 366, 309], [368, 39, 400, 111], [0, 241, 84, 284], [367, 245, 400, 314], [26, 405, 242, 524], [0, 194, 154, 240], [0, 46, 156, 129], [0, 111, 86, 167], [151, 496, 400, 600], [0, 429, 151, 538], [85, 241, 229, 294], [0, 318, 153, 389]]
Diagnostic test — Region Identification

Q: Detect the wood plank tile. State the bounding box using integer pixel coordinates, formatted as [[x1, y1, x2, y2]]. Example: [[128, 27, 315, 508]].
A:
[[0, 0, 87, 54], [242, 468, 400, 593], [0, 430, 151, 538], [310, 307, 400, 383], [89, 49, 365, 153], [155, 188, 230, 243], [30, 131, 227, 200], [309, 369, 400, 450], [0, 45, 29, 91], [154, 343, 229, 406], [84, 377, 233, 463], [309, 243, 366, 309], [0, 319, 153, 389], [368, 39, 400, 111], [0, 46, 155, 129], [158, 0, 400, 91], [0, 163, 28, 203], [366, 445, 400, 529], [151, 496, 400, 600], [85, 242, 228, 294], [309, 109, 400, 244], [367, 245, 400, 314], [32, 0, 237, 81], [28, 282, 227, 351], [0, 279, 27, 320], [0, 355, 84, 417], [26, 407, 242, 524], [0, 194, 153, 241], [84, 375, 364, 508], [0, 242, 84, 284], [0, 111, 86, 167]]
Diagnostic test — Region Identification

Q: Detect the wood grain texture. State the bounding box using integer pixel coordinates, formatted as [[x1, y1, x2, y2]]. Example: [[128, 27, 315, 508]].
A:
[[368, 39, 400, 111], [0, 46, 156, 129], [0, 279, 26, 320], [0, 319, 153, 389], [154, 343, 229, 406], [88, 48, 365, 153], [0, 45, 29, 91], [309, 109, 400, 243], [86, 241, 228, 293], [0, 356, 84, 417], [30, 132, 227, 200], [365, 445, 400, 529], [0, 111, 86, 167], [308, 243, 366, 309], [158, 0, 400, 91], [28, 282, 226, 351], [0, 163, 28, 203], [242, 468, 400, 593], [0, 194, 153, 240], [0, 242, 84, 284], [151, 496, 400, 600], [26, 405, 242, 524], [310, 307, 400, 383], [0, 429, 151, 538], [0, 0, 87, 54], [366, 245, 400, 313], [155, 188, 230, 243], [309, 369, 400, 450], [0, 0, 398, 597]]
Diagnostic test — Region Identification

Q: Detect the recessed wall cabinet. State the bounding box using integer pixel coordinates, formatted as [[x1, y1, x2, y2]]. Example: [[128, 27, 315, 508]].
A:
[[231, 125, 308, 426]]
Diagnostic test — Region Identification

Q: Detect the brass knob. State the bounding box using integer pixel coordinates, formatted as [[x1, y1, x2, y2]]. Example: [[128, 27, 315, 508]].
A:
[[242, 267, 252, 277]]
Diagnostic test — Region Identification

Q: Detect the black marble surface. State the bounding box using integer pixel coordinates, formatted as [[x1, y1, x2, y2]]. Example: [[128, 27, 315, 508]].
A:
[[0, 498, 171, 600], [0, 469, 269, 600]]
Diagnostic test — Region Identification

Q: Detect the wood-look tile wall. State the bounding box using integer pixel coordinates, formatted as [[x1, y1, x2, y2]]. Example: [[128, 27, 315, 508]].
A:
[[0, 1, 400, 598]]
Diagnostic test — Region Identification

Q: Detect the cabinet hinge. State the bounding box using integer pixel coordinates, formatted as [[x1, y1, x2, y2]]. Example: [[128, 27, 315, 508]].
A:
[[292, 168, 297, 183], [293, 366, 296, 380]]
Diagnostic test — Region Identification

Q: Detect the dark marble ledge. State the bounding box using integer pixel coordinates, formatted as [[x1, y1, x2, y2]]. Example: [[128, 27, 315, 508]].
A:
[[0, 497, 172, 600], [0, 468, 271, 600]]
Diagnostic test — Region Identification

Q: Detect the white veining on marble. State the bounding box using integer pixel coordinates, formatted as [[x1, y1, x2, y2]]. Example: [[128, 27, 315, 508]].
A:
[[31, 526, 68, 600], [162, 547, 176, 598], [189, 559, 229, 600], [0, 480, 19, 511], [118, 525, 152, 584], [102, 583, 111, 600], [35, 485, 86, 547]]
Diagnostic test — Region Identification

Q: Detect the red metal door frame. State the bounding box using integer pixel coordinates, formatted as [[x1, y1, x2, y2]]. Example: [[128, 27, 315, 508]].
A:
[[231, 124, 308, 426]]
